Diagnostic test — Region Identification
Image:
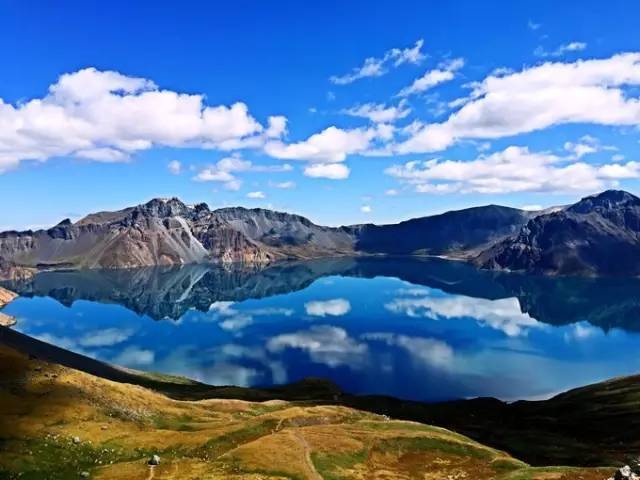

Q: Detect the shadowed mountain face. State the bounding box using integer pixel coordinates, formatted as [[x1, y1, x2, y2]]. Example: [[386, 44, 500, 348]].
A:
[[476, 190, 640, 276], [355, 205, 533, 257], [6, 256, 640, 332]]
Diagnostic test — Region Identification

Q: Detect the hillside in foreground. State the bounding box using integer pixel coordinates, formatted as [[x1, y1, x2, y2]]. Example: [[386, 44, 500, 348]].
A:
[[0, 340, 610, 480]]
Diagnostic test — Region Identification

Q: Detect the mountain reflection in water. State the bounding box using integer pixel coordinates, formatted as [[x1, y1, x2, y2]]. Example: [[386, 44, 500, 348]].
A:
[[3, 257, 640, 402]]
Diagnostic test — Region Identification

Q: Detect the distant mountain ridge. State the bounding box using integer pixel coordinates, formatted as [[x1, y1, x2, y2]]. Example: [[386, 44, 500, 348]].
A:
[[476, 190, 640, 276], [2, 189, 640, 277]]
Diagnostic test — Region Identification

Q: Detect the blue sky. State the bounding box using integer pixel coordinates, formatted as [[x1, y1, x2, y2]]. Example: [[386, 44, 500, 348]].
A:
[[2, 0, 640, 229]]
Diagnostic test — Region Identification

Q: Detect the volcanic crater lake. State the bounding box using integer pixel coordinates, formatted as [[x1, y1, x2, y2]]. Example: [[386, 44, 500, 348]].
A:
[[3, 256, 640, 402]]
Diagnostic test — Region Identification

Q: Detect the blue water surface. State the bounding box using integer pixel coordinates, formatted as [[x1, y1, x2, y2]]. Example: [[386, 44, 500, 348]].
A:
[[3, 257, 640, 402]]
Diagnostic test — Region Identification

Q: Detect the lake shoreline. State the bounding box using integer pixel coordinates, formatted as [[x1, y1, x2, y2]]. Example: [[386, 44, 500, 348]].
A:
[[1, 325, 637, 468], [0, 286, 17, 327]]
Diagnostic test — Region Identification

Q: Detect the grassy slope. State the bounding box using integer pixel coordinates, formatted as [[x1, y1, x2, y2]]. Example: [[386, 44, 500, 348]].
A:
[[2, 325, 638, 468], [0, 343, 611, 480]]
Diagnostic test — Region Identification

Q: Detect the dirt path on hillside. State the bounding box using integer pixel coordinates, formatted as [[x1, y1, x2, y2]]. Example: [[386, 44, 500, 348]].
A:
[[290, 430, 323, 480]]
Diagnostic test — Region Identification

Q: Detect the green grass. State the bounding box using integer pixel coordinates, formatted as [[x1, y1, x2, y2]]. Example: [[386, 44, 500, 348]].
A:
[[196, 419, 280, 459], [0, 437, 153, 480], [311, 448, 368, 480], [356, 419, 472, 441], [152, 413, 197, 431], [375, 435, 494, 460]]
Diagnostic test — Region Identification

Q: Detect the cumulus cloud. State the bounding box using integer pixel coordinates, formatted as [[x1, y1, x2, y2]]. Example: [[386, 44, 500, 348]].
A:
[[167, 160, 182, 175], [0, 67, 286, 173], [78, 328, 135, 347], [397, 53, 640, 154], [360, 205, 372, 213], [342, 101, 411, 123], [563, 135, 616, 160], [265, 126, 377, 163], [194, 153, 291, 190], [267, 325, 368, 368], [112, 346, 155, 367], [247, 191, 265, 199], [303, 163, 350, 180], [305, 298, 351, 317], [387, 145, 640, 194], [398, 58, 464, 97], [385, 294, 542, 337], [361, 332, 454, 368], [330, 39, 425, 85]]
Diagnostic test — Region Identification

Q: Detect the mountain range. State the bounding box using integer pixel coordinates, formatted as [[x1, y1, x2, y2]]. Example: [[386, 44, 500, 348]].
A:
[[1, 189, 639, 278]]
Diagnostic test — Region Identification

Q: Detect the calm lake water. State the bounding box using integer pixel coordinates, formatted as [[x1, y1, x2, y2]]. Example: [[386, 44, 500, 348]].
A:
[[3, 256, 640, 402]]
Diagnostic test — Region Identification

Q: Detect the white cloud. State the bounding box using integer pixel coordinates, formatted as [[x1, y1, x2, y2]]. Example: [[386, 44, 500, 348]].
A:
[[247, 191, 265, 199], [78, 328, 135, 347], [534, 41, 587, 58], [112, 346, 155, 367], [220, 314, 253, 331], [75, 148, 129, 162], [564, 322, 600, 342], [330, 39, 425, 85], [0, 67, 286, 173], [563, 141, 598, 159], [265, 115, 288, 138], [385, 294, 542, 337], [304, 163, 350, 180], [397, 53, 640, 154], [360, 205, 372, 213], [194, 153, 290, 190], [563, 135, 616, 160], [342, 101, 411, 123], [167, 160, 182, 175], [271, 181, 296, 189], [386, 145, 640, 194], [521, 204, 543, 211], [267, 325, 367, 368], [361, 332, 454, 368], [385, 189, 399, 196], [305, 298, 351, 317], [265, 126, 377, 163], [398, 58, 464, 97], [528, 20, 541, 31]]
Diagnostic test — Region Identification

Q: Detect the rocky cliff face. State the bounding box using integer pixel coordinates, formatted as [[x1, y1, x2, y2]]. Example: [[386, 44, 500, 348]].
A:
[[0, 198, 351, 275], [476, 190, 640, 276]]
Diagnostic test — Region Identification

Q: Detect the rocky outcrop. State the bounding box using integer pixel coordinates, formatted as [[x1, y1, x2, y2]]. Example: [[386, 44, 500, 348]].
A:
[[476, 190, 640, 276], [0, 286, 17, 308], [0, 286, 17, 327], [609, 465, 640, 480], [0, 258, 36, 282]]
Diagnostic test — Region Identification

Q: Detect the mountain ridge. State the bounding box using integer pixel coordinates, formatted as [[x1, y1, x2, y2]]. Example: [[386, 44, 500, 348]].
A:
[[476, 190, 640, 276], [2, 189, 639, 278]]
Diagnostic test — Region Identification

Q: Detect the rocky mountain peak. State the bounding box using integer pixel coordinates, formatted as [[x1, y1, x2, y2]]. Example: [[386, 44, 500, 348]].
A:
[[139, 197, 193, 219], [568, 190, 640, 214]]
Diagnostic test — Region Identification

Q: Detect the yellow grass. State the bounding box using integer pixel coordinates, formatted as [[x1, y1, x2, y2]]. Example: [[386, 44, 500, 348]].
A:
[[0, 344, 608, 480]]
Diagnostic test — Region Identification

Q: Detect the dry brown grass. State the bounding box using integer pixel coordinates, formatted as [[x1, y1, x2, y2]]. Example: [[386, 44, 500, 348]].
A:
[[0, 344, 608, 480]]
